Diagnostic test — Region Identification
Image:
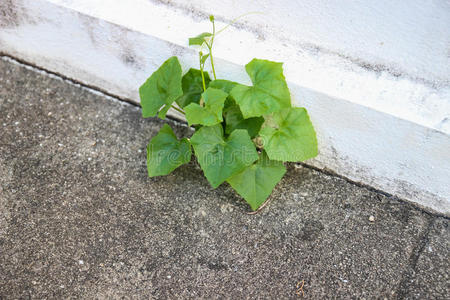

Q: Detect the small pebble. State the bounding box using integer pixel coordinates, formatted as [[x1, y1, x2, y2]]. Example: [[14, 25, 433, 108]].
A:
[[369, 215, 375, 222], [78, 260, 84, 265]]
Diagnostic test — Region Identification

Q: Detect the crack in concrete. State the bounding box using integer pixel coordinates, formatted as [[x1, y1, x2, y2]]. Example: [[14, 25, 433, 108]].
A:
[[394, 216, 436, 299]]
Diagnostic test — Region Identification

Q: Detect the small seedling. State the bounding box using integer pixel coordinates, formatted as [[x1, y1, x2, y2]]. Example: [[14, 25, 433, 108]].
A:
[[139, 15, 318, 211]]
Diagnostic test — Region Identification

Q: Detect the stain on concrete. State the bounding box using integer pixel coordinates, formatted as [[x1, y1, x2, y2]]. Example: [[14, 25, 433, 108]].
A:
[[148, 0, 266, 40], [197, 257, 230, 271], [150, 0, 210, 22], [297, 219, 325, 241], [79, 15, 100, 47], [438, 117, 450, 133], [118, 38, 146, 71], [167, 41, 188, 58], [0, 0, 24, 28], [121, 53, 138, 67], [78, 14, 147, 71], [0, 0, 46, 29], [391, 178, 448, 215], [149, 0, 448, 88]]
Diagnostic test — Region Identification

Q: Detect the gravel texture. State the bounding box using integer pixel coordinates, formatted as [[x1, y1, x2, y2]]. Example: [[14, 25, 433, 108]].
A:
[[0, 57, 448, 299]]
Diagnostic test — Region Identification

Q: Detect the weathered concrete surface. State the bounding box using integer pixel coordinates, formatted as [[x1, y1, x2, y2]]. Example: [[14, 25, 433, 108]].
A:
[[398, 218, 449, 299], [0, 57, 448, 299], [2, 0, 450, 215]]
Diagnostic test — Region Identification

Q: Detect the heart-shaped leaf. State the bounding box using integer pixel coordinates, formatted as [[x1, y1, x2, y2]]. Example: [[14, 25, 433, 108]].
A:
[[230, 59, 291, 118], [176, 68, 211, 108], [209, 79, 238, 94], [139, 57, 183, 118], [190, 124, 258, 188], [227, 151, 286, 210], [185, 87, 227, 126], [259, 107, 318, 162], [147, 124, 192, 177], [209, 79, 239, 110], [224, 104, 264, 138]]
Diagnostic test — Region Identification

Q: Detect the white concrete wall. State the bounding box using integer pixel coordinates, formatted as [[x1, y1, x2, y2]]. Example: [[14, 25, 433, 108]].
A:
[[165, 0, 450, 86], [1, 0, 449, 214]]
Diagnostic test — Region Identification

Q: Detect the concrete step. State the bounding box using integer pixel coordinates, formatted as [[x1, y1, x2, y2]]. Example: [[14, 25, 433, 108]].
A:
[[1, 0, 449, 214]]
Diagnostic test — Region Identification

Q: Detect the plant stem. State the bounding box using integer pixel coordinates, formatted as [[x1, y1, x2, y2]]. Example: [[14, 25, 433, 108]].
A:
[[198, 52, 207, 107], [208, 46, 217, 80], [200, 65, 206, 92], [208, 20, 217, 80], [199, 62, 206, 107], [171, 105, 185, 115], [198, 52, 206, 93]]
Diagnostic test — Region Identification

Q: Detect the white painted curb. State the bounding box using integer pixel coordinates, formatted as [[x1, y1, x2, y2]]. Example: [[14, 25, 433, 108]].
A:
[[1, 0, 449, 214]]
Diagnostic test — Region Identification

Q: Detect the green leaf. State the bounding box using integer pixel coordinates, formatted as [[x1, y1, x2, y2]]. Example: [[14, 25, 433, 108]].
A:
[[147, 124, 192, 177], [230, 59, 291, 118], [224, 105, 264, 138], [259, 107, 318, 162], [209, 79, 239, 110], [209, 79, 238, 94], [200, 53, 210, 65], [189, 32, 212, 46], [190, 124, 258, 188], [227, 151, 286, 210], [139, 57, 183, 118], [176, 69, 211, 108], [157, 104, 171, 119], [184, 88, 227, 126]]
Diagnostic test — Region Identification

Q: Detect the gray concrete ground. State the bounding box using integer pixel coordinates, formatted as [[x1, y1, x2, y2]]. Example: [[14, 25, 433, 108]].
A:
[[0, 57, 448, 299]]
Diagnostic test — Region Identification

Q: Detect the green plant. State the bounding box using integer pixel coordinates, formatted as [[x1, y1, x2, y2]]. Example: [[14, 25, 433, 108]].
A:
[[139, 15, 318, 211]]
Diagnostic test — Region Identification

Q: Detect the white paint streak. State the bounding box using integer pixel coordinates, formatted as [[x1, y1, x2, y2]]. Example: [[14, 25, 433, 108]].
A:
[[0, 0, 449, 213]]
